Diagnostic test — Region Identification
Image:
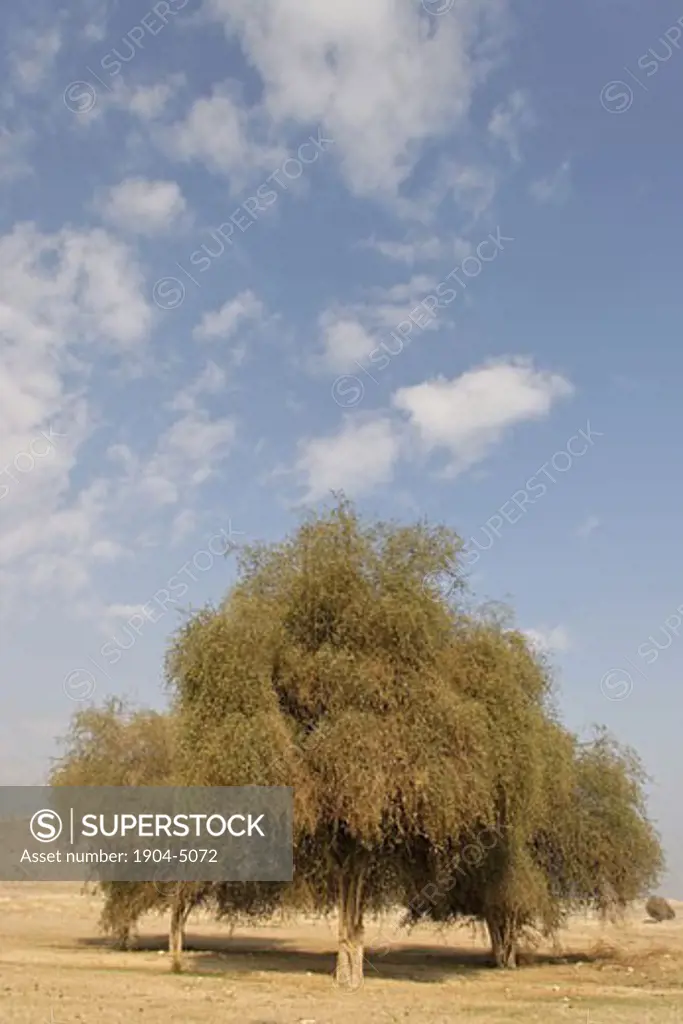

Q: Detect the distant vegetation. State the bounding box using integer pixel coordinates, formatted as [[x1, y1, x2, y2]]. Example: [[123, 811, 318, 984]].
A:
[[51, 497, 664, 988], [646, 895, 675, 922]]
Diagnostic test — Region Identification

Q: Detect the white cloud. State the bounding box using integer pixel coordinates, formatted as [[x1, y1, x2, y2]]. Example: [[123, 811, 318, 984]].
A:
[[446, 162, 499, 217], [125, 77, 186, 120], [363, 235, 446, 265], [203, 0, 507, 196], [373, 275, 438, 306], [394, 159, 499, 225], [102, 602, 150, 627], [74, 75, 187, 127], [193, 290, 265, 341], [109, 408, 237, 511], [165, 84, 285, 184], [393, 359, 573, 474], [168, 361, 227, 413], [488, 89, 534, 162], [361, 273, 443, 332], [524, 626, 571, 654], [315, 312, 376, 374], [530, 160, 572, 205], [12, 28, 62, 92], [0, 222, 154, 613], [576, 515, 600, 538], [96, 177, 188, 236], [296, 416, 401, 501]]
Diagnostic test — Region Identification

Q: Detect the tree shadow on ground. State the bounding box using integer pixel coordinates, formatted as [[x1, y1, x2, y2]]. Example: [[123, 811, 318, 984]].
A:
[[76, 932, 605, 984]]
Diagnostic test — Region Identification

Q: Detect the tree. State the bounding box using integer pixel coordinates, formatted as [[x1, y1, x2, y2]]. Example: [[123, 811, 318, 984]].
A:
[[166, 497, 497, 988], [401, 615, 573, 967], [404, 638, 663, 969], [50, 700, 206, 966]]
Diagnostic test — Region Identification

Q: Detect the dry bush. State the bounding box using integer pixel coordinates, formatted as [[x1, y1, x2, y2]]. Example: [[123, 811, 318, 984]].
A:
[[646, 895, 675, 922]]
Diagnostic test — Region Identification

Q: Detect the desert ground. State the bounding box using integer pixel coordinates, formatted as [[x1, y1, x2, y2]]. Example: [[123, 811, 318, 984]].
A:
[[1, 884, 683, 1023]]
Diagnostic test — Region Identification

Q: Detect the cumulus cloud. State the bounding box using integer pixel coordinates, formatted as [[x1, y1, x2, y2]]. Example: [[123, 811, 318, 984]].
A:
[[524, 626, 571, 654], [96, 177, 188, 235], [393, 359, 573, 474], [202, 0, 507, 196], [295, 358, 573, 499], [193, 290, 266, 341], [314, 312, 376, 374], [296, 417, 401, 501], [362, 234, 446, 265], [11, 27, 62, 92], [164, 84, 286, 184], [0, 222, 154, 612]]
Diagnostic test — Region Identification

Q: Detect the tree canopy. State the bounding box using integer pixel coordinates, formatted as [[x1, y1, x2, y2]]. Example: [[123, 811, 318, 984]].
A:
[[51, 497, 664, 987]]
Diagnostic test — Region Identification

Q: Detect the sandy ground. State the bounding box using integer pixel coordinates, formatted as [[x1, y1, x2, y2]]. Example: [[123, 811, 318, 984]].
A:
[[1, 884, 683, 1023]]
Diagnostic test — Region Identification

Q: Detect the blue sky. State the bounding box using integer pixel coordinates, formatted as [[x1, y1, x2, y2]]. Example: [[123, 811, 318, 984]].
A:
[[1, 0, 683, 893]]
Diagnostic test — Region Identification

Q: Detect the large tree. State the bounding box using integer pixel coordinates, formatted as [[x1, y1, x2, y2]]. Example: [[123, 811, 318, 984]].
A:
[[166, 498, 497, 987], [403, 622, 663, 967]]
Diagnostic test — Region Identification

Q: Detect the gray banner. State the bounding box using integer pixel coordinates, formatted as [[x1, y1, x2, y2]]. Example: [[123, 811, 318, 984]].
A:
[[0, 786, 292, 882]]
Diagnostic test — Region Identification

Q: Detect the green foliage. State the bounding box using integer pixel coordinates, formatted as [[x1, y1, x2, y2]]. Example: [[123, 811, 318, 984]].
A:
[[50, 697, 175, 786], [49, 497, 664, 982], [49, 699, 281, 954], [166, 498, 498, 985]]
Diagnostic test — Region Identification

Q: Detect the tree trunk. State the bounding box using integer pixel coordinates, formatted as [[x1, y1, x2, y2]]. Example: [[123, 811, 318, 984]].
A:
[[112, 923, 131, 951], [335, 872, 365, 989], [169, 894, 191, 973], [486, 911, 518, 968]]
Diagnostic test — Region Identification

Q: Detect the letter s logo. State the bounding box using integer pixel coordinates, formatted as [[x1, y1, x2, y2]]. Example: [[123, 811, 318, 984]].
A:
[[30, 809, 63, 843]]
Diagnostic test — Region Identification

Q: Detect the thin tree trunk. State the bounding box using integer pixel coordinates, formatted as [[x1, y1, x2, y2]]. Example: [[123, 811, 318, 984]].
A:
[[169, 894, 191, 973], [335, 871, 365, 989], [113, 923, 131, 951], [486, 911, 518, 968]]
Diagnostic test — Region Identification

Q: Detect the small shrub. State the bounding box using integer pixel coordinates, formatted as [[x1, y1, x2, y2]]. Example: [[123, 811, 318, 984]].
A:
[[646, 895, 675, 922]]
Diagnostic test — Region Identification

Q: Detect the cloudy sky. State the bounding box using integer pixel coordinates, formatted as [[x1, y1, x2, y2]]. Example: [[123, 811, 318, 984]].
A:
[[2, 0, 683, 891]]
